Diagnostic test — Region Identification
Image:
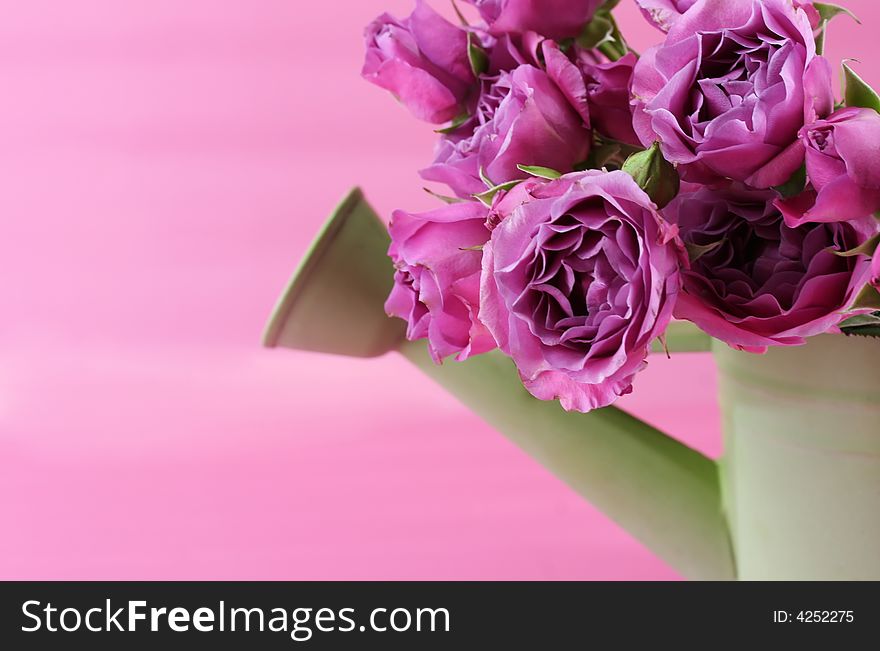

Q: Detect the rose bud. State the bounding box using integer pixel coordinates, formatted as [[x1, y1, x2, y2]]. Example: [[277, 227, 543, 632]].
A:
[[386, 201, 496, 362], [778, 107, 880, 227], [464, 0, 606, 41], [480, 170, 685, 412], [362, 0, 476, 124], [666, 186, 876, 352], [631, 0, 835, 188], [622, 142, 681, 208]]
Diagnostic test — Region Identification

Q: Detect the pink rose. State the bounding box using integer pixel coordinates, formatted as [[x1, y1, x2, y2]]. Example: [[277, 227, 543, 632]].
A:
[[362, 1, 475, 124], [464, 0, 605, 40], [422, 44, 592, 198], [666, 186, 876, 352], [777, 107, 880, 227], [631, 0, 834, 187], [480, 170, 685, 412], [386, 201, 496, 362]]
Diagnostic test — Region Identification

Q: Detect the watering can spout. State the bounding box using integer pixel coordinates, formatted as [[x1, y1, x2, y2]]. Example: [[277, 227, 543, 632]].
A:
[[264, 188, 736, 581], [263, 188, 406, 357]]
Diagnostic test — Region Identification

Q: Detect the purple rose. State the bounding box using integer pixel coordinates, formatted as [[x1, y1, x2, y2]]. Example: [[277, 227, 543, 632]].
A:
[[777, 108, 880, 227], [362, 0, 475, 124], [666, 186, 875, 352], [635, 0, 698, 33], [464, 0, 605, 40], [631, 0, 834, 188], [385, 201, 496, 362], [577, 51, 640, 146], [480, 170, 685, 412], [422, 44, 592, 198]]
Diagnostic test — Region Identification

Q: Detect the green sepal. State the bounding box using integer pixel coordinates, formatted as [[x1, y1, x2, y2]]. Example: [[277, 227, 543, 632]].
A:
[[467, 32, 489, 77], [423, 187, 464, 204], [474, 180, 522, 207], [814, 2, 860, 24], [851, 284, 880, 311], [517, 165, 562, 180], [685, 240, 723, 263], [828, 232, 880, 258], [772, 164, 807, 199], [842, 62, 880, 113], [435, 113, 470, 135], [840, 311, 880, 338]]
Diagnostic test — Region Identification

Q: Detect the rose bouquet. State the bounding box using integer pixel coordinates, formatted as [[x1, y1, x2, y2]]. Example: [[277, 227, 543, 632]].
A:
[[363, 0, 880, 413], [265, 0, 880, 580]]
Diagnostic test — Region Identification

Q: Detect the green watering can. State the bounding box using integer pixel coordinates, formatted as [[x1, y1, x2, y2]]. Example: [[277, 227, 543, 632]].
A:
[[263, 189, 880, 581]]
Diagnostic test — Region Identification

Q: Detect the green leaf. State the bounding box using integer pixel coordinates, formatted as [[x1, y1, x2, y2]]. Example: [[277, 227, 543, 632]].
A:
[[772, 164, 807, 199], [851, 284, 880, 311], [434, 113, 470, 135], [840, 311, 880, 338], [517, 165, 562, 180], [474, 180, 521, 206], [467, 32, 488, 77], [814, 2, 860, 24], [423, 187, 464, 204], [828, 232, 880, 258], [685, 240, 723, 263], [842, 62, 880, 113]]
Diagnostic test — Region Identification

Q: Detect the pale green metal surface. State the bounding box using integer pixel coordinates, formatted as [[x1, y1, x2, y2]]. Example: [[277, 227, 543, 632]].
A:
[[715, 335, 880, 580], [262, 188, 405, 357]]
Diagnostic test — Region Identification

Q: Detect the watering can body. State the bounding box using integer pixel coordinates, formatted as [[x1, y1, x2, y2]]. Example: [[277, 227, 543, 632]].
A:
[[264, 189, 880, 581]]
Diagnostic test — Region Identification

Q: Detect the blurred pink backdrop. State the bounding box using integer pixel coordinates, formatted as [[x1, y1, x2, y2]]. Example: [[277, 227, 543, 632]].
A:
[[1, 1, 876, 580]]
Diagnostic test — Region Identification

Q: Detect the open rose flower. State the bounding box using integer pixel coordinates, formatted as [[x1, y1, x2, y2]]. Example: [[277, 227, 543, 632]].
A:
[[666, 186, 875, 351], [422, 44, 592, 198], [386, 201, 496, 362], [362, 0, 475, 124], [635, 0, 698, 33], [631, 0, 834, 187], [778, 107, 880, 227], [464, 0, 605, 41], [480, 170, 685, 412]]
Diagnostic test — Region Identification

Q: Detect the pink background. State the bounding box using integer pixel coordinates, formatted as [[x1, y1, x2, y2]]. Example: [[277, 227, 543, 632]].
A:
[[1, 1, 877, 580]]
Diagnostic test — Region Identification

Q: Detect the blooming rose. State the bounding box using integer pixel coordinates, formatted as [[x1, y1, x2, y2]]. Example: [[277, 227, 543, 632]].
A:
[[422, 44, 592, 198], [464, 0, 605, 41], [480, 170, 685, 412], [385, 201, 496, 362], [631, 0, 834, 187], [577, 51, 640, 145], [666, 186, 875, 351], [777, 107, 880, 227], [635, 0, 698, 33], [362, 0, 475, 124]]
